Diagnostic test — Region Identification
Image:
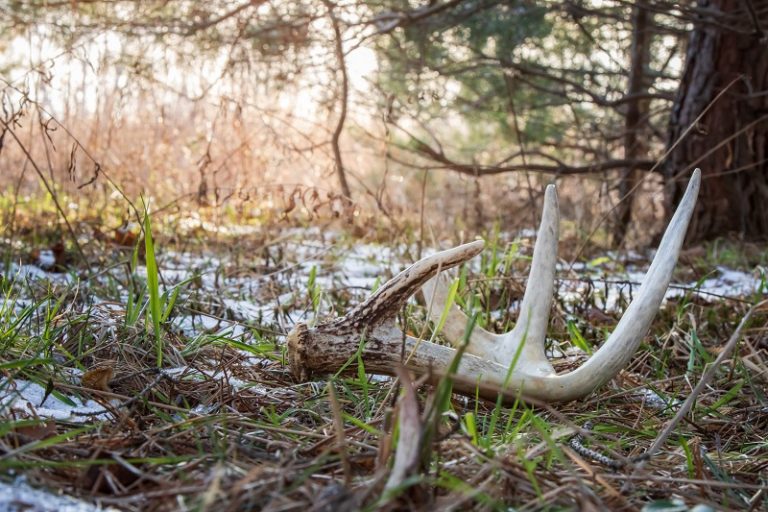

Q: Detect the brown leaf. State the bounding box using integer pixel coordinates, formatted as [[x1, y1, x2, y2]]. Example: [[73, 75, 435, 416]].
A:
[[81, 365, 114, 392], [13, 420, 57, 443], [586, 307, 614, 326], [113, 226, 139, 247]]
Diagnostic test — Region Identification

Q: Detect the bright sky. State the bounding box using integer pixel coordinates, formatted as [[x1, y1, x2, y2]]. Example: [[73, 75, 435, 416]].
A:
[[3, 25, 380, 123]]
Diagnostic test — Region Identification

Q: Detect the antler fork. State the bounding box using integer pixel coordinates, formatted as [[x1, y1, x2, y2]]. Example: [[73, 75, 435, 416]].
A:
[[287, 170, 700, 402]]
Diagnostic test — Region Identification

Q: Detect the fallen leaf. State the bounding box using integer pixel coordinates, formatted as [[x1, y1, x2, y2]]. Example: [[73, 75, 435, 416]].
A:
[[113, 226, 139, 247], [586, 307, 614, 326], [82, 365, 114, 392], [13, 420, 57, 442]]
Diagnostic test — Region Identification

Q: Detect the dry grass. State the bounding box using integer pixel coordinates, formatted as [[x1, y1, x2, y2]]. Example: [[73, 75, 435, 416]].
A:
[[1, 217, 767, 511]]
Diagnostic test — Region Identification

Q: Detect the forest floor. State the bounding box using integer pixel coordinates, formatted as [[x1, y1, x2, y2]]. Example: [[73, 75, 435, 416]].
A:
[[1, 213, 767, 511]]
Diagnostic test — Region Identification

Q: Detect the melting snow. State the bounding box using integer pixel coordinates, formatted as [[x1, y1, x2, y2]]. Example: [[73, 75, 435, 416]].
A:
[[0, 379, 111, 422], [2, 228, 766, 425], [2, 229, 766, 335], [2, 363, 276, 425], [631, 388, 681, 411], [35, 250, 57, 270], [0, 477, 118, 512], [4, 262, 73, 284], [558, 263, 766, 312], [674, 265, 766, 299]]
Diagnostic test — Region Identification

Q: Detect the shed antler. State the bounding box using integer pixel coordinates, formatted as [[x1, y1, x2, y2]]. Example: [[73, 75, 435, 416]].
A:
[[287, 170, 701, 402]]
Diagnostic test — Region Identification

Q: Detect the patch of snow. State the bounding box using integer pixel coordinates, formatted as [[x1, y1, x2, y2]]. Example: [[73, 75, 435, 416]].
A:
[[559, 264, 766, 313], [6, 263, 73, 284], [222, 297, 278, 325], [545, 343, 586, 360], [631, 388, 681, 411], [189, 404, 218, 416], [0, 379, 111, 422], [3, 228, 767, 354], [174, 314, 250, 338], [36, 250, 57, 270], [0, 477, 119, 512], [678, 265, 764, 298], [161, 366, 271, 394], [0, 297, 34, 317]]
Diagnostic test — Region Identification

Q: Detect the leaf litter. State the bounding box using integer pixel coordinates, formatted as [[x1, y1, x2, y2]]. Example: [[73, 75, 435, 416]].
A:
[[1, 226, 766, 510]]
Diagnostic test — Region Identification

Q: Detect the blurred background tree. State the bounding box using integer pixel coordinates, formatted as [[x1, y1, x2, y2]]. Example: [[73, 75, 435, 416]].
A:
[[1, 0, 766, 244]]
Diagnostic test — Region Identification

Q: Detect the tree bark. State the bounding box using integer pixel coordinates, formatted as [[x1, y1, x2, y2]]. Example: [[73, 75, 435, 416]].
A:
[[664, 0, 768, 242], [614, 4, 652, 245]]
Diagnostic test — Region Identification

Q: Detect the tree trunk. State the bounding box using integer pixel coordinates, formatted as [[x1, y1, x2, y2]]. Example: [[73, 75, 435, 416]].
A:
[[325, 0, 353, 200], [664, 0, 768, 242], [614, 4, 652, 245]]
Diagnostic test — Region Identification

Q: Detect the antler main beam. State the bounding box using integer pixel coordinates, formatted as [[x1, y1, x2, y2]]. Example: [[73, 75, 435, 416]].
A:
[[287, 170, 701, 402]]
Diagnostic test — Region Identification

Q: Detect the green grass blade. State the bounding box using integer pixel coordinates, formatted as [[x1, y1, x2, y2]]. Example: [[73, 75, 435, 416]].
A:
[[143, 204, 163, 367]]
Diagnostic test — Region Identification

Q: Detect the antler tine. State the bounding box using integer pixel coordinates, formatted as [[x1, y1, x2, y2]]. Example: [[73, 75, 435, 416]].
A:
[[422, 184, 559, 376], [498, 184, 558, 374], [326, 240, 484, 332], [539, 168, 701, 400]]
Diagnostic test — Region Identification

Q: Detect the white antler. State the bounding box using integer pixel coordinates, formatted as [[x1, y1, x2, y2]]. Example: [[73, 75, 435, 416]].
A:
[[287, 170, 701, 403]]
